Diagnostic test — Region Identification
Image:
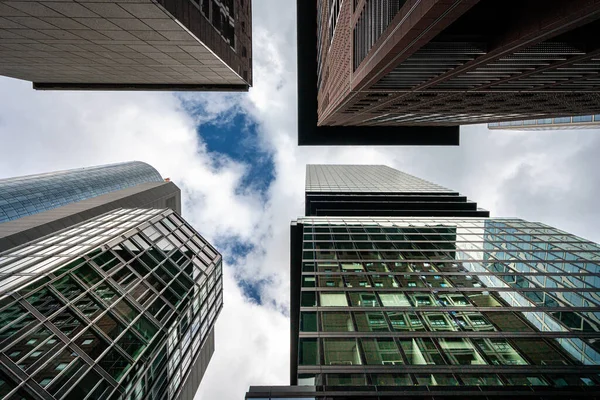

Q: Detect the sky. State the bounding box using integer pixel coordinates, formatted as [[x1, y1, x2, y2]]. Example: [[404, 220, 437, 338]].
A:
[[1, 0, 600, 399]]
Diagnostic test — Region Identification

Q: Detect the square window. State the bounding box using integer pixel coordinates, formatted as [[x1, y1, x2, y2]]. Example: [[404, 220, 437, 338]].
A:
[[82, 339, 94, 345], [55, 362, 69, 371], [40, 378, 53, 387]]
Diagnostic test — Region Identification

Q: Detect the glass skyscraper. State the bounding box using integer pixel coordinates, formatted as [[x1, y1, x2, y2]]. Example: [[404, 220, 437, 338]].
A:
[[0, 163, 222, 400], [0, 161, 163, 223], [246, 165, 600, 400]]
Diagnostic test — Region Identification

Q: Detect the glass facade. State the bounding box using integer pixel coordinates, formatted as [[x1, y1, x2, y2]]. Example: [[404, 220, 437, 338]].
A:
[[0, 207, 222, 399], [0, 162, 163, 223], [295, 216, 600, 390], [489, 116, 600, 131], [248, 164, 600, 400]]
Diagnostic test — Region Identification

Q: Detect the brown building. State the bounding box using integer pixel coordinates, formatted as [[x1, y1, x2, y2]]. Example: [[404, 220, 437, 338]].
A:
[[0, 0, 252, 91], [300, 0, 600, 144]]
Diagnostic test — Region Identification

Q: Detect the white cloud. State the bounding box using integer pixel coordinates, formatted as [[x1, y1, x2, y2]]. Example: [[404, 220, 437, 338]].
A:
[[1, 0, 600, 399]]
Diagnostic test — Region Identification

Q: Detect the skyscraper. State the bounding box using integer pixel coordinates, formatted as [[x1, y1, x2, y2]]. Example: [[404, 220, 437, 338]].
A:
[[297, 0, 600, 145], [0, 162, 223, 400], [0, 0, 252, 91], [489, 115, 600, 131], [246, 164, 600, 399]]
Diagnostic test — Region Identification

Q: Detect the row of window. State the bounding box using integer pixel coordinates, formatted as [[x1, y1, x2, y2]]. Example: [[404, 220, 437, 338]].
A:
[[490, 114, 600, 127], [301, 271, 598, 291], [301, 260, 600, 275], [300, 289, 599, 309], [298, 336, 576, 367], [294, 372, 600, 387]]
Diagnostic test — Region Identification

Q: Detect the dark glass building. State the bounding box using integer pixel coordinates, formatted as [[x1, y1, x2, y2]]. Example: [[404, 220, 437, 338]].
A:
[[246, 165, 600, 399], [297, 0, 600, 145], [0, 163, 223, 400], [0, 0, 252, 91], [0, 161, 163, 223]]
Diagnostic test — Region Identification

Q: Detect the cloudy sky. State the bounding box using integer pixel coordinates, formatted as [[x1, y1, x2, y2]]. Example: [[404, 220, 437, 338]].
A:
[[1, 1, 600, 399]]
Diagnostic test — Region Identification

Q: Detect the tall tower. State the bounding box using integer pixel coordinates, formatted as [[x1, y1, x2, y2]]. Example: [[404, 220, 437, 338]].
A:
[[246, 164, 600, 399], [298, 0, 600, 145], [0, 162, 222, 400], [0, 0, 252, 91]]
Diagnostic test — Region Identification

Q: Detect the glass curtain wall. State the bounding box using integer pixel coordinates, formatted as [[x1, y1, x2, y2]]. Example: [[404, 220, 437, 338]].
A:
[[0, 208, 222, 400], [297, 217, 600, 389]]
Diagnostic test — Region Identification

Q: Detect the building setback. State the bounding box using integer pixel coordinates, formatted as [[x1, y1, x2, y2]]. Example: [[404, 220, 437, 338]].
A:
[[298, 0, 600, 144], [246, 164, 600, 399], [0, 0, 252, 91], [0, 163, 223, 400], [489, 114, 600, 131]]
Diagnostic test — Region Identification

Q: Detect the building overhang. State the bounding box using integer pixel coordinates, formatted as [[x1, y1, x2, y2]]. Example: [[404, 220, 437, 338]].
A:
[[33, 83, 249, 92], [296, 0, 460, 146]]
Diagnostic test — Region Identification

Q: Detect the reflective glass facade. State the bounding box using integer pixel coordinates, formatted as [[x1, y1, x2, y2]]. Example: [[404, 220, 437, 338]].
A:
[[489, 115, 600, 130], [247, 164, 600, 400], [0, 162, 163, 223], [0, 207, 223, 400], [293, 217, 600, 391]]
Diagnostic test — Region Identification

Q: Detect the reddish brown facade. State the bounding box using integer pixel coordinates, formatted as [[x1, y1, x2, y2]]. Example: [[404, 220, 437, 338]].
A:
[[317, 0, 600, 126]]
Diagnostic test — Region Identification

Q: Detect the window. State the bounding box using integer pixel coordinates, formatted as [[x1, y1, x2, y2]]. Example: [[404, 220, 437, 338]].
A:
[[117, 330, 146, 360], [55, 363, 69, 371], [379, 293, 409, 307], [415, 374, 458, 386], [321, 312, 353, 332], [355, 312, 388, 331], [387, 312, 424, 331], [361, 338, 403, 365], [301, 312, 318, 332], [299, 339, 318, 365], [320, 293, 348, 306], [349, 292, 379, 307], [98, 348, 131, 382], [301, 292, 316, 307], [573, 115, 593, 123], [460, 374, 503, 386], [302, 276, 316, 287], [371, 373, 412, 386], [326, 373, 367, 386], [473, 339, 527, 365], [323, 339, 361, 365], [438, 338, 486, 365], [399, 338, 445, 365]]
